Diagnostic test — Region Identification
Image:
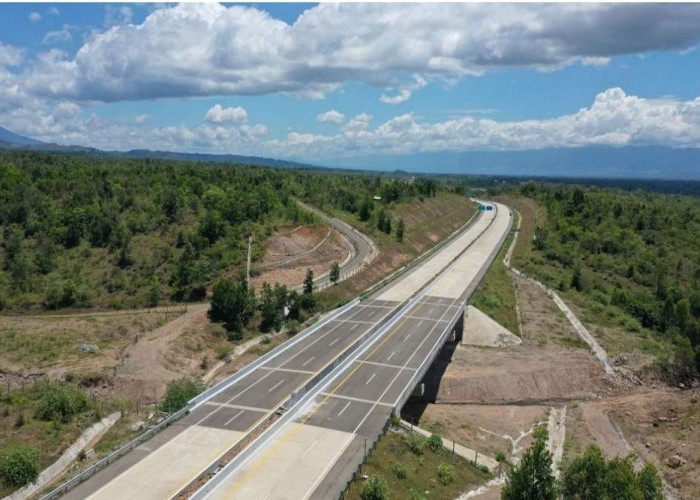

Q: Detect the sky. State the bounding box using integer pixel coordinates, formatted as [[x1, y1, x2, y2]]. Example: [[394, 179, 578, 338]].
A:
[[2, 2, 700, 166]]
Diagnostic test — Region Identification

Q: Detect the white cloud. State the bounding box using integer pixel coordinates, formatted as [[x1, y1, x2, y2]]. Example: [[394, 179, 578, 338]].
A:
[[380, 75, 427, 105], [103, 6, 132, 28], [18, 3, 700, 103], [275, 89, 700, 159], [204, 104, 248, 124], [43, 25, 74, 45], [316, 110, 345, 124], [0, 42, 24, 67], [29, 12, 41, 22], [47, 7, 60, 16], [343, 113, 372, 133], [135, 114, 149, 124], [2, 88, 700, 161]]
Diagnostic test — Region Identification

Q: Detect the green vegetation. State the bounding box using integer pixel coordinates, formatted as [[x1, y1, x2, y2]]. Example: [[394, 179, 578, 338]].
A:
[[0, 443, 41, 488], [503, 427, 663, 500], [560, 445, 662, 500], [502, 427, 556, 500], [34, 381, 93, 423], [345, 430, 491, 500], [492, 183, 700, 381], [0, 151, 442, 311], [471, 220, 520, 335], [160, 377, 205, 412]]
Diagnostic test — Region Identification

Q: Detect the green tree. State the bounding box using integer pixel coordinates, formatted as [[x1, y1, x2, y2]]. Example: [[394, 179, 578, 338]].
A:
[[571, 267, 584, 292], [396, 218, 405, 242], [0, 443, 41, 488], [161, 377, 204, 412], [147, 278, 160, 308], [358, 199, 372, 222], [210, 278, 255, 332], [359, 475, 389, 500], [303, 268, 314, 295], [330, 262, 340, 285], [260, 282, 285, 332], [496, 451, 507, 477], [287, 290, 301, 320], [560, 444, 663, 500], [377, 209, 387, 233], [501, 427, 555, 500]]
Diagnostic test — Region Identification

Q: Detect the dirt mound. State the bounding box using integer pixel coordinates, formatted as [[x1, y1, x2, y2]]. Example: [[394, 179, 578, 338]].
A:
[[263, 225, 329, 263], [437, 344, 617, 405]]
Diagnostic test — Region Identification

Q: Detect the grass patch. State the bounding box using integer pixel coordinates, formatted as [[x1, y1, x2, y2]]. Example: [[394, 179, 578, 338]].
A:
[[470, 215, 519, 335], [316, 193, 477, 310], [344, 429, 491, 500]]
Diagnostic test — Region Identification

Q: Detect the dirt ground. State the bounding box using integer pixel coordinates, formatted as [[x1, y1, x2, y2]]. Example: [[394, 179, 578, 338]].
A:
[[564, 389, 700, 499], [251, 225, 350, 290]]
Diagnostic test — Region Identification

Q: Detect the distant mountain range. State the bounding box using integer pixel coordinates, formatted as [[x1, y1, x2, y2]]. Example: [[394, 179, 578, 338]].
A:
[[0, 126, 316, 170], [2, 125, 700, 180]]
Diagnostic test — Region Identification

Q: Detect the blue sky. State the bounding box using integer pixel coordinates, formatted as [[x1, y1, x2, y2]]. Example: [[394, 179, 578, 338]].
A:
[[2, 3, 700, 164]]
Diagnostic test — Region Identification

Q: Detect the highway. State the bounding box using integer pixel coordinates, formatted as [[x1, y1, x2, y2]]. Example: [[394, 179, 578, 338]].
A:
[[191, 202, 511, 500], [58, 203, 492, 500]]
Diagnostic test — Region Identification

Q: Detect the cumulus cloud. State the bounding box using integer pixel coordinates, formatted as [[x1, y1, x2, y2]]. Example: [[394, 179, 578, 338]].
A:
[[380, 75, 427, 105], [2, 85, 700, 161], [0, 42, 23, 67], [47, 7, 60, 16], [134, 114, 149, 124], [29, 12, 41, 22], [205, 104, 248, 124], [316, 110, 345, 124], [275, 89, 700, 159], [17, 3, 700, 103]]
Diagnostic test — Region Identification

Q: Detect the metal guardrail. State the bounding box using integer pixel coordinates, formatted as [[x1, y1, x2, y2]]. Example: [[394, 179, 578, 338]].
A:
[[39, 298, 360, 500]]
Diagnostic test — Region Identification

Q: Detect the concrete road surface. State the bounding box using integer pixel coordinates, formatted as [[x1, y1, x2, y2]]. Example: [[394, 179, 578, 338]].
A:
[[60, 203, 486, 500], [193, 203, 511, 500]]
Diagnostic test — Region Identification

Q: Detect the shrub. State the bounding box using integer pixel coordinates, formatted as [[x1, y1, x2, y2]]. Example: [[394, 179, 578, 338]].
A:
[[407, 435, 424, 456], [215, 343, 233, 360], [0, 443, 41, 488], [161, 377, 204, 412], [427, 433, 443, 454], [359, 475, 388, 500], [34, 382, 92, 423], [392, 462, 407, 480], [437, 463, 455, 485], [389, 413, 401, 428], [14, 412, 25, 428]]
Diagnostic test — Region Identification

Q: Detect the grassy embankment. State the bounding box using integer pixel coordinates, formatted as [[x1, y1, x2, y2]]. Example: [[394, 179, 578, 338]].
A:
[[343, 428, 491, 500], [316, 192, 477, 309], [494, 193, 673, 367]]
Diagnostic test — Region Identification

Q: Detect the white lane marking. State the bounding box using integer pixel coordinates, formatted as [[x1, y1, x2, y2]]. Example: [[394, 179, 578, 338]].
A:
[[338, 401, 351, 417], [224, 410, 245, 427], [351, 323, 359, 330], [320, 392, 395, 408], [302, 356, 315, 367], [268, 379, 285, 393], [418, 320, 424, 326], [365, 373, 376, 385], [403, 334, 410, 342], [329, 337, 340, 347], [359, 360, 417, 371], [387, 351, 396, 362], [428, 307, 434, 316]]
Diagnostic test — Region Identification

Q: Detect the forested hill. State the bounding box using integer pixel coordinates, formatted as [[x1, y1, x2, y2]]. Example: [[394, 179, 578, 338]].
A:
[[496, 182, 700, 380], [0, 150, 441, 311]]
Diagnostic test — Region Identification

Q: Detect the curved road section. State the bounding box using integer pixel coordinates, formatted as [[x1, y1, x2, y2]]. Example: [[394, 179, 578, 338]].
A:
[[192, 203, 512, 500], [57, 203, 487, 500]]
